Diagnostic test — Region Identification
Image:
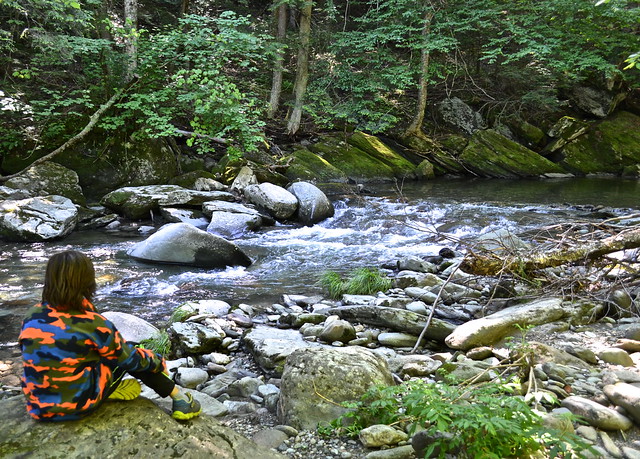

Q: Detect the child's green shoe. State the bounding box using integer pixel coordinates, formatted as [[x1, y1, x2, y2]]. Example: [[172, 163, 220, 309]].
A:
[[172, 392, 202, 421]]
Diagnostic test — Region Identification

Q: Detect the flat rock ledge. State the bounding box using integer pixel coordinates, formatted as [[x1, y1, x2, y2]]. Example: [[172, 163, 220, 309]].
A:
[[0, 395, 284, 459]]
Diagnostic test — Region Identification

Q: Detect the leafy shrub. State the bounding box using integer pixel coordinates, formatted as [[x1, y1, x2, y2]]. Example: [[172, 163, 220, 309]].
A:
[[320, 268, 392, 299], [327, 378, 592, 459]]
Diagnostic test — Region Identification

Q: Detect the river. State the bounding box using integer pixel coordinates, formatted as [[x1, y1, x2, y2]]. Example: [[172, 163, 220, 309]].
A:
[[1, 177, 639, 346]]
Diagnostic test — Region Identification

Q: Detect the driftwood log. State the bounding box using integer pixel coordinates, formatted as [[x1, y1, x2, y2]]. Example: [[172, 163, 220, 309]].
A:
[[328, 305, 456, 342], [460, 226, 640, 276]]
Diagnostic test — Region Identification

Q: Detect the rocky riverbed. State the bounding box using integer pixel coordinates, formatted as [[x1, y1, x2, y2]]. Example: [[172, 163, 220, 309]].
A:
[[2, 244, 640, 458]]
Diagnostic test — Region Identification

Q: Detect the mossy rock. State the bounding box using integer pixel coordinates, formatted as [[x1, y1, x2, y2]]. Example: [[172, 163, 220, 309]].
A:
[[438, 134, 469, 155], [399, 134, 466, 175], [169, 170, 219, 188], [308, 135, 403, 183], [557, 111, 640, 175], [285, 148, 349, 183], [506, 117, 546, 149], [5, 134, 180, 200], [4, 161, 86, 205], [459, 129, 566, 178], [346, 131, 417, 178]]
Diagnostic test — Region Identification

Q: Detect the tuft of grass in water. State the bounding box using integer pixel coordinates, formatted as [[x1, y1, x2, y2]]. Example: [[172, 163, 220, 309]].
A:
[[170, 306, 194, 323], [321, 268, 391, 299], [321, 271, 346, 299], [138, 330, 171, 356]]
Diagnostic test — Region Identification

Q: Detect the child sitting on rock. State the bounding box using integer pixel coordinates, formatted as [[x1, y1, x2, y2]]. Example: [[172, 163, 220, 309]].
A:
[[19, 250, 201, 421]]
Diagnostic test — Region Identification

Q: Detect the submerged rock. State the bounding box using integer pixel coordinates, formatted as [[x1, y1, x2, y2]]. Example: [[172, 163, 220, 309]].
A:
[[243, 183, 298, 221], [128, 222, 252, 268], [286, 181, 334, 225]]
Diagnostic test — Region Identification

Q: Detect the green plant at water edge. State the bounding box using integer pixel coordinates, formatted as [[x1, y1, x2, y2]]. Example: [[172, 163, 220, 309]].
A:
[[326, 378, 592, 458], [320, 268, 392, 299], [138, 331, 171, 356]]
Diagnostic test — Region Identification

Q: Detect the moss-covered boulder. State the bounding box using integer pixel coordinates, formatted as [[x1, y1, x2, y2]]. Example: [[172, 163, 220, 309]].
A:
[[555, 111, 640, 175], [4, 161, 86, 205], [545, 116, 591, 153], [459, 129, 566, 178], [307, 134, 416, 182], [346, 131, 417, 178], [505, 117, 546, 150], [1, 134, 180, 200], [285, 148, 349, 183], [398, 134, 466, 175]]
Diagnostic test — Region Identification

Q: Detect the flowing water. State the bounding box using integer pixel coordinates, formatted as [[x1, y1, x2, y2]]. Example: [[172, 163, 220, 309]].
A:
[[1, 177, 639, 346]]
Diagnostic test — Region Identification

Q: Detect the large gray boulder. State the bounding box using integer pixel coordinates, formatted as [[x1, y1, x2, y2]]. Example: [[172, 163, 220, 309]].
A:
[[286, 181, 334, 225], [0, 395, 284, 459], [101, 185, 236, 220], [128, 222, 252, 268], [277, 347, 394, 430], [0, 195, 78, 242], [243, 325, 323, 375], [0, 186, 30, 200], [207, 212, 262, 239], [445, 298, 566, 350], [437, 97, 487, 135], [243, 183, 298, 221], [102, 311, 160, 344], [4, 162, 86, 205], [561, 395, 633, 431], [604, 383, 640, 424]]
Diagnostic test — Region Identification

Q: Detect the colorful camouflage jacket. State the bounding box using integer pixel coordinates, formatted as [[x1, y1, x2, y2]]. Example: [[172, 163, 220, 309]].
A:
[[19, 299, 165, 421]]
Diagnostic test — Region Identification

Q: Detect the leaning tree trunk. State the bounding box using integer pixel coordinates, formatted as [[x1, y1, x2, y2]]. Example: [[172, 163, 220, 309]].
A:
[[268, 3, 287, 118], [0, 90, 124, 183], [403, 11, 433, 138], [286, 1, 312, 136], [124, 0, 138, 81], [460, 227, 640, 276]]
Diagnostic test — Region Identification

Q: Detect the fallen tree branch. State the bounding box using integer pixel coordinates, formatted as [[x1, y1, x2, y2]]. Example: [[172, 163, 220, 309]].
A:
[[173, 129, 228, 145], [0, 88, 126, 183], [461, 226, 640, 276]]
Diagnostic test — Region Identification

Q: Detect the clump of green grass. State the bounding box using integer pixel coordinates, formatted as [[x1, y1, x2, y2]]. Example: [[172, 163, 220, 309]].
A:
[[321, 267, 392, 299], [138, 330, 171, 356]]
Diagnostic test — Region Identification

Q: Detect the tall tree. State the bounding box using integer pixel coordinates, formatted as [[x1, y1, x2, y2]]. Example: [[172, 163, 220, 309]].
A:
[[124, 0, 138, 81], [403, 8, 435, 137], [287, 0, 313, 135], [268, 1, 288, 118]]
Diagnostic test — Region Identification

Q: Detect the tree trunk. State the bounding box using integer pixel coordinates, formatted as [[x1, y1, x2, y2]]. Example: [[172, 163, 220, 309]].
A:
[[124, 0, 138, 81], [268, 3, 287, 118], [180, 0, 190, 16], [460, 227, 640, 276], [286, 1, 312, 136], [403, 11, 433, 137]]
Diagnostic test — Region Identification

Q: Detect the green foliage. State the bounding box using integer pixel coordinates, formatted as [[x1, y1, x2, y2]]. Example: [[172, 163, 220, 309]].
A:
[[138, 331, 171, 356], [320, 267, 392, 299], [328, 378, 592, 459], [100, 12, 270, 154]]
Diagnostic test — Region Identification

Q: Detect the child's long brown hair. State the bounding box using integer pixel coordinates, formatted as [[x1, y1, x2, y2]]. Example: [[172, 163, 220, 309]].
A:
[[42, 251, 96, 311]]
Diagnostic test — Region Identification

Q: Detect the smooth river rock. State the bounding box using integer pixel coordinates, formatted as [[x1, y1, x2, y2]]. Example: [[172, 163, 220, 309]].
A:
[[128, 222, 252, 268]]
